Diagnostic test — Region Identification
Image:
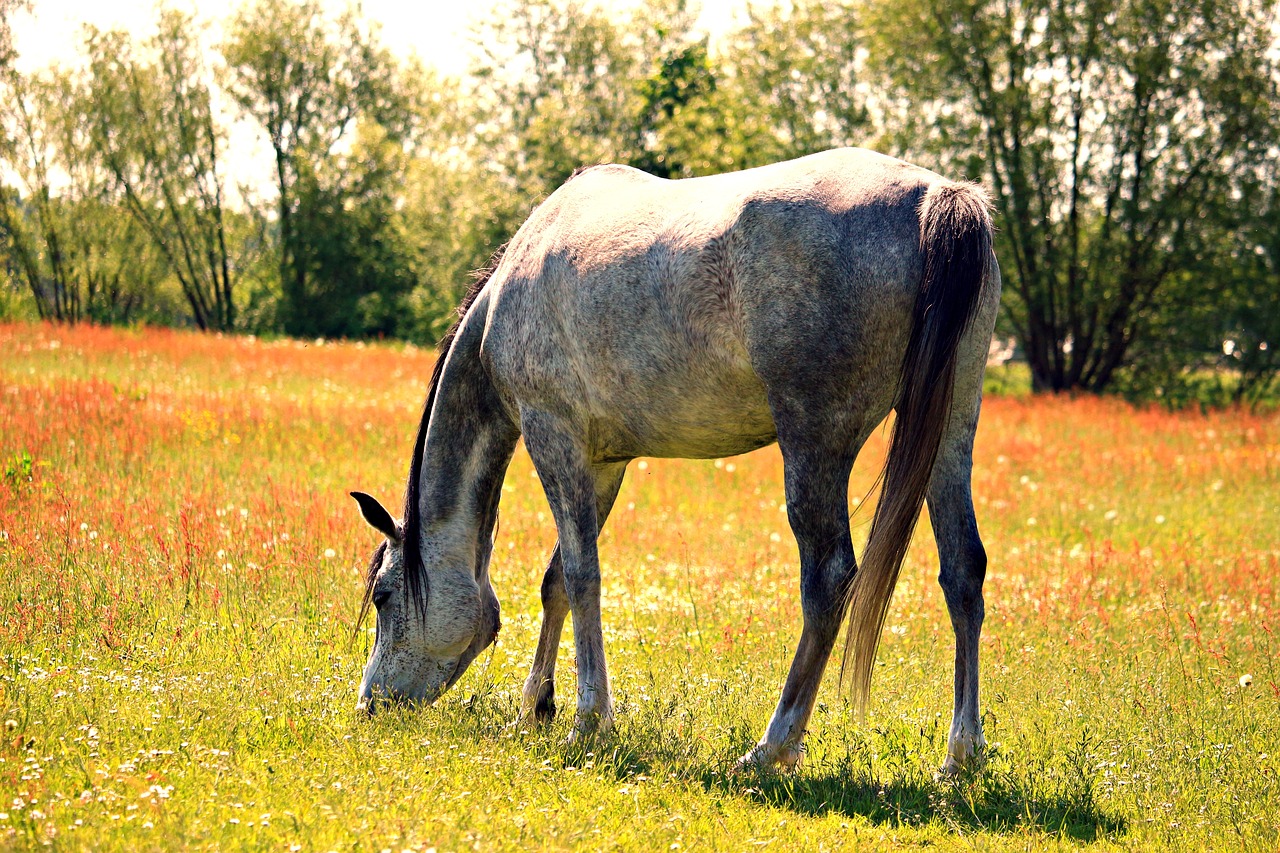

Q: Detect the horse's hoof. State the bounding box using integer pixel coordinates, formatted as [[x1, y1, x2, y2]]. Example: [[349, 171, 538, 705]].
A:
[[938, 746, 986, 778], [568, 711, 613, 745], [518, 700, 556, 730], [518, 679, 560, 727], [775, 744, 804, 772], [512, 713, 545, 733], [732, 743, 803, 775]]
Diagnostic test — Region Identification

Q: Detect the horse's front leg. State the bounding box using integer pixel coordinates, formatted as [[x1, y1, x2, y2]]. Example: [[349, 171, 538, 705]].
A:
[[520, 409, 625, 738], [519, 464, 628, 727], [739, 424, 859, 771]]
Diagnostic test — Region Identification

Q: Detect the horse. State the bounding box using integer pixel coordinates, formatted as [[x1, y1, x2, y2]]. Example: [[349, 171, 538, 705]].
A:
[[350, 147, 1000, 774]]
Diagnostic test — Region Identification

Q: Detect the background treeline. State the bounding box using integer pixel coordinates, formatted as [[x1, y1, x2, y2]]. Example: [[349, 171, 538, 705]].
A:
[[1, 0, 1278, 403]]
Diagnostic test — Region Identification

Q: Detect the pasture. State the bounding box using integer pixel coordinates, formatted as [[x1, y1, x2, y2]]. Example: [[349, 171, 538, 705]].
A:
[[1, 320, 1277, 850]]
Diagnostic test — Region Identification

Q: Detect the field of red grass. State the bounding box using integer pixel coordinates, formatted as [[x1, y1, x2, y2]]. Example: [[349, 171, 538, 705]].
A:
[[2, 320, 1277, 850]]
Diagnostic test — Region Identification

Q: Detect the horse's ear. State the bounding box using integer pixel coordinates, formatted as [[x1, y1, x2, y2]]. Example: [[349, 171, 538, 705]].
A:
[[350, 491, 400, 543]]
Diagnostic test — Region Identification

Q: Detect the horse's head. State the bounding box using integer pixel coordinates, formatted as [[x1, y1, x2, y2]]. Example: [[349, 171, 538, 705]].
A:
[[349, 491, 500, 712]]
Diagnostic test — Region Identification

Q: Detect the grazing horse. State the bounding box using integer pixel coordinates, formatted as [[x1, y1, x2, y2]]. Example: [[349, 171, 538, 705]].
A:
[[351, 147, 1000, 773]]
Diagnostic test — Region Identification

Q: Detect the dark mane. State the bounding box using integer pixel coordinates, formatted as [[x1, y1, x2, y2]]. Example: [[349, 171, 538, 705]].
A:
[[360, 244, 507, 624]]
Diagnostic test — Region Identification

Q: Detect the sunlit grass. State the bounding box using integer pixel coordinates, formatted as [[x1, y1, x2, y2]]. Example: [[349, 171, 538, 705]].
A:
[[1, 321, 1277, 850]]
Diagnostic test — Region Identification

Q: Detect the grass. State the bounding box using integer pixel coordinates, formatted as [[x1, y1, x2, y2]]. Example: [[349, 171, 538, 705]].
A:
[[982, 361, 1033, 398], [1, 320, 1277, 851]]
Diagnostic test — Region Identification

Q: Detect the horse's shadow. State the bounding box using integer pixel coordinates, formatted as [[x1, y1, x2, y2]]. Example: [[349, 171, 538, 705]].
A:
[[547, 732, 1125, 842], [439, 690, 1126, 843], [703, 764, 1126, 843]]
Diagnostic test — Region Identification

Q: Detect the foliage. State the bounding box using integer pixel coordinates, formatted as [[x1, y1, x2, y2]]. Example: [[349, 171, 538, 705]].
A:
[[470, 0, 674, 214], [82, 11, 244, 331], [2, 321, 1278, 849], [720, 0, 868, 162], [2, 447, 32, 485], [468, 0, 870, 188], [0, 0, 1277, 400], [1219, 177, 1280, 405], [619, 0, 872, 179], [222, 0, 420, 339], [0, 68, 170, 323], [0, 0, 25, 73], [867, 0, 1280, 393], [287, 125, 418, 339], [395, 131, 514, 343], [1103, 151, 1280, 410]]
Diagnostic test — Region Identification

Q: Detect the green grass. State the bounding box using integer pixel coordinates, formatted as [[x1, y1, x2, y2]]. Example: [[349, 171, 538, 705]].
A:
[[982, 361, 1033, 398], [1, 321, 1278, 851]]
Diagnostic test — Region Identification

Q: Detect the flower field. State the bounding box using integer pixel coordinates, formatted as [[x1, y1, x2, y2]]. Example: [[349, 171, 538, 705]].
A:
[[1, 320, 1277, 850]]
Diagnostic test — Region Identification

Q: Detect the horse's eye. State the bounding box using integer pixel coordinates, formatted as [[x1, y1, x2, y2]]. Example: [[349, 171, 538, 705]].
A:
[[372, 588, 392, 610]]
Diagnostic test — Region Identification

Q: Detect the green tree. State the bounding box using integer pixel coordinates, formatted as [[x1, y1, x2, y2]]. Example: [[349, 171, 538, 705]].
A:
[[0, 66, 168, 323], [471, 0, 646, 202], [1220, 178, 1280, 405], [0, 0, 25, 73], [394, 87, 515, 343], [726, 1, 868, 159], [1151, 166, 1280, 407], [649, 0, 870, 178], [630, 36, 717, 178], [83, 11, 242, 331], [288, 124, 418, 338], [868, 0, 1280, 392], [469, 0, 872, 190], [223, 0, 418, 338]]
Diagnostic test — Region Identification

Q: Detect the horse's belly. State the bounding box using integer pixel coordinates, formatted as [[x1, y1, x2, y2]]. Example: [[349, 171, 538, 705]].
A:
[[585, 363, 776, 462]]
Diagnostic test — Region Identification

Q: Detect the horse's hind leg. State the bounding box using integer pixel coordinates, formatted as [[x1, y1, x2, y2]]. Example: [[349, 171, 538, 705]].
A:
[[519, 544, 569, 725], [927, 404, 988, 774], [739, 415, 861, 771], [520, 464, 626, 726]]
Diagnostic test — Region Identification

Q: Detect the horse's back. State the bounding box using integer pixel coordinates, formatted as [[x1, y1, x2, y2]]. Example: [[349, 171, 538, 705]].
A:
[[482, 149, 979, 460]]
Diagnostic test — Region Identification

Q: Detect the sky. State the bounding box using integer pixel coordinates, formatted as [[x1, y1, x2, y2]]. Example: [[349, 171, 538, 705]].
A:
[[7, 0, 765, 196], [11, 0, 757, 76]]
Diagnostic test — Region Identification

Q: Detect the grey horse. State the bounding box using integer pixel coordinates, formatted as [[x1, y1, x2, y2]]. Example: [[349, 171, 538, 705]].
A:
[[350, 147, 1000, 773]]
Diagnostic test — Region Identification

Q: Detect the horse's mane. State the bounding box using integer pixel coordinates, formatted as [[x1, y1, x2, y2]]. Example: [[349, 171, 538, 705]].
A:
[[359, 245, 507, 625]]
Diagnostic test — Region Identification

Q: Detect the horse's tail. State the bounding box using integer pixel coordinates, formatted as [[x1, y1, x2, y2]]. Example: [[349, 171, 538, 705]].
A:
[[841, 180, 994, 714]]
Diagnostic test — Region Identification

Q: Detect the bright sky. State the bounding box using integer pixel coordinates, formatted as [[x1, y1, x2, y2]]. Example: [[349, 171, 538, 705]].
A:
[[8, 0, 763, 197], [12, 0, 757, 76]]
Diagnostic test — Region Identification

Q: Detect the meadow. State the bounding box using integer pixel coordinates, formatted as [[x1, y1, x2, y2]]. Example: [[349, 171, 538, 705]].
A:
[[1, 320, 1277, 851]]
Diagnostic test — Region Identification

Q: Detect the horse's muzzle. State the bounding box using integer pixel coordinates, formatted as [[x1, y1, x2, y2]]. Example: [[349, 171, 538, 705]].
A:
[[356, 683, 409, 715]]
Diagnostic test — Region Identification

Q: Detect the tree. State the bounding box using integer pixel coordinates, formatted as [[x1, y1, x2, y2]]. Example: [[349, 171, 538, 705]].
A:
[[469, 0, 873, 190], [725, 1, 868, 159], [470, 0, 649, 205], [0, 66, 168, 323], [648, 0, 871, 178], [223, 0, 418, 338], [867, 0, 1280, 392], [394, 85, 515, 343], [84, 11, 242, 331], [0, 0, 25, 73], [1220, 177, 1280, 405], [1164, 164, 1280, 407], [287, 123, 419, 338]]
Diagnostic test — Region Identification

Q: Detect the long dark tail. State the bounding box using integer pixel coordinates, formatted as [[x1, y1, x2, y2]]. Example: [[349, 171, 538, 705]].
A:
[[841, 181, 994, 713]]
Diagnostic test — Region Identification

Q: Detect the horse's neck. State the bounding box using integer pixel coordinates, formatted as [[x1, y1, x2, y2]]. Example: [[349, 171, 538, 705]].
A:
[[416, 310, 518, 575]]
